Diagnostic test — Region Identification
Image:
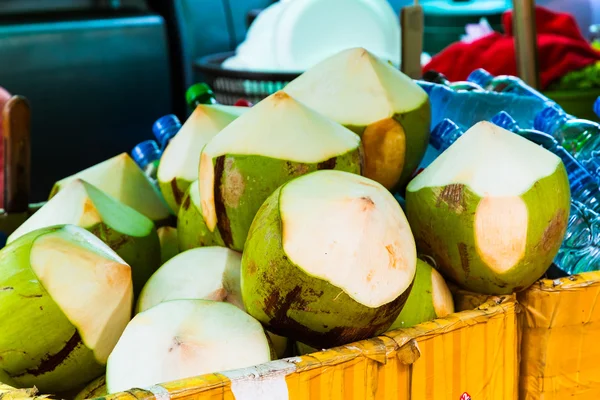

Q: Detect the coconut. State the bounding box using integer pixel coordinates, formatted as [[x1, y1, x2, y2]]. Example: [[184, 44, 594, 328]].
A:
[[136, 247, 288, 358], [0, 225, 133, 393], [405, 121, 570, 295], [241, 170, 417, 349], [74, 376, 106, 400], [157, 105, 246, 213], [8, 179, 160, 297], [387, 258, 454, 331], [106, 299, 271, 394], [198, 91, 363, 251], [177, 180, 225, 250], [49, 153, 172, 225], [283, 47, 430, 192], [157, 226, 179, 264]]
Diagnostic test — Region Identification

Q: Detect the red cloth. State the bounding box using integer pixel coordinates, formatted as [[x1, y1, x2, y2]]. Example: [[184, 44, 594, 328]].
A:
[[0, 86, 10, 210], [422, 6, 600, 89]]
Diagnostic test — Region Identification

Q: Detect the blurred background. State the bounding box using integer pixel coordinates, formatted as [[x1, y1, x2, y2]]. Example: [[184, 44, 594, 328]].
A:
[[0, 0, 598, 201]]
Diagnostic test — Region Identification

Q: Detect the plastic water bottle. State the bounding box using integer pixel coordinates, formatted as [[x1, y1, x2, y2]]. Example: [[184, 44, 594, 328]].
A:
[[132, 140, 162, 185], [422, 70, 484, 92], [152, 114, 182, 150], [491, 111, 600, 212], [534, 105, 600, 178], [467, 68, 554, 104], [594, 96, 600, 119], [429, 118, 464, 152], [186, 83, 217, 109], [418, 81, 549, 131]]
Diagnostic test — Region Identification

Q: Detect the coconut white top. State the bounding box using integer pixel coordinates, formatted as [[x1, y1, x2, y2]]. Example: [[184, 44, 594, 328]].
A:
[[407, 121, 562, 196], [53, 153, 172, 221], [201, 91, 361, 162], [137, 247, 243, 313], [280, 170, 416, 308], [283, 47, 428, 126], [158, 105, 243, 183]]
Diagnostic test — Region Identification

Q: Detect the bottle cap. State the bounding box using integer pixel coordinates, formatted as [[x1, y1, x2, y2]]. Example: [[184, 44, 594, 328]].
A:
[[533, 106, 567, 134], [430, 118, 462, 151], [186, 83, 216, 108], [467, 68, 494, 88], [594, 96, 600, 119], [132, 140, 162, 169], [491, 111, 519, 132], [152, 114, 182, 148]]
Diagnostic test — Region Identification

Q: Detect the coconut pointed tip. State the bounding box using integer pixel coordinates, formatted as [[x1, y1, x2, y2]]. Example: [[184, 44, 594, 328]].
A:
[[272, 91, 292, 103]]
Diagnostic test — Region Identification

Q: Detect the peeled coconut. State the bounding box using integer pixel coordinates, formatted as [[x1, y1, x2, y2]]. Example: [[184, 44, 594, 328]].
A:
[[157, 105, 246, 213], [106, 299, 271, 394], [198, 90, 363, 251], [387, 258, 454, 331], [0, 225, 133, 393], [177, 180, 225, 250], [241, 170, 417, 349], [136, 247, 288, 358], [157, 226, 179, 264], [50, 153, 172, 224], [406, 121, 570, 295], [8, 179, 160, 297], [74, 376, 107, 400], [283, 47, 430, 191]]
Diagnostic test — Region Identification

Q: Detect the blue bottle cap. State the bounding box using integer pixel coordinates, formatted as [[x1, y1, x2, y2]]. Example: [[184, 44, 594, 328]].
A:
[[533, 105, 568, 134], [491, 111, 519, 132], [467, 68, 494, 87], [430, 118, 463, 151], [152, 114, 182, 148], [132, 140, 162, 169], [594, 96, 600, 119]]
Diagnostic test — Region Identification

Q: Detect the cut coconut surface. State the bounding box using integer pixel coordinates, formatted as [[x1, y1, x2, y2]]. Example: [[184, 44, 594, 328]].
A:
[[157, 105, 244, 213], [198, 90, 363, 251], [242, 170, 416, 348], [106, 299, 271, 394], [387, 258, 454, 331], [406, 121, 570, 294], [0, 225, 133, 392], [157, 226, 179, 264], [136, 247, 243, 313], [177, 180, 225, 250], [9, 179, 160, 297], [50, 153, 172, 224], [283, 47, 430, 190]]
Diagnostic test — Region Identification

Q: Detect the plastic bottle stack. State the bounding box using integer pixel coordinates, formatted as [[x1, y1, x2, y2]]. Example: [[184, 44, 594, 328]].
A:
[[467, 68, 554, 104], [534, 106, 600, 181], [422, 70, 484, 92], [131, 140, 162, 186], [152, 114, 182, 150]]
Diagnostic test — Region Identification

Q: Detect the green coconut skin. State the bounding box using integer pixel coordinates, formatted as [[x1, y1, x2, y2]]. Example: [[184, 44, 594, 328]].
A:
[[388, 259, 438, 330], [241, 186, 413, 349], [208, 150, 362, 252], [177, 182, 225, 251], [405, 167, 570, 295], [0, 227, 106, 393], [346, 100, 430, 194], [74, 376, 107, 400], [159, 177, 190, 215], [157, 227, 179, 265]]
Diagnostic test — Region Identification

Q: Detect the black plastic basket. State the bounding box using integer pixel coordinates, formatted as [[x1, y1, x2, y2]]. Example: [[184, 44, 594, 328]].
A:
[[193, 52, 302, 105]]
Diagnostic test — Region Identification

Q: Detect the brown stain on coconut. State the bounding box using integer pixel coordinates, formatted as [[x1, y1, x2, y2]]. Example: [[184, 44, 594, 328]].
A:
[[213, 156, 234, 247], [170, 179, 185, 206], [537, 208, 568, 252], [181, 193, 191, 211], [437, 184, 466, 213], [457, 242, 471, 279], [222, 157, 245, 209], [12, 331, 82, 377], [317, 157, 337, 170], [286, 161, 309, 176]]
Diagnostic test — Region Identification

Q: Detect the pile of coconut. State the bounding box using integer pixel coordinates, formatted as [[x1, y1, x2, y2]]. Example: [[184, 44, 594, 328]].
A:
[[0, 48, 570, 398]]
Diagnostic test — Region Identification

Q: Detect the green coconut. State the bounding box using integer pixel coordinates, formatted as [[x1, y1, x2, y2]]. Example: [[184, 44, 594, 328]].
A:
[[283, 47, 430, 192], [387, 258, 454, 331], [157, 105, 246, 213], [8, 179, 160, 297], [74, 376, 106, 400], [177, 180, 225, 251], [157, 226, 179, 264], [241, 170, 417, 349], [198, 91, 363, 252], [106, 300, 271, 394], [50, 153, 173, 225], [0, 225, 133, 393], [136, 247, 289, 358], [406, 121, 571, 295]]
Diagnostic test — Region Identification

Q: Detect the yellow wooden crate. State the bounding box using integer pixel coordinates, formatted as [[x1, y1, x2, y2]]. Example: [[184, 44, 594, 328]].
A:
[[518, 271, 600, 400], [100, 293, 518, 400]]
